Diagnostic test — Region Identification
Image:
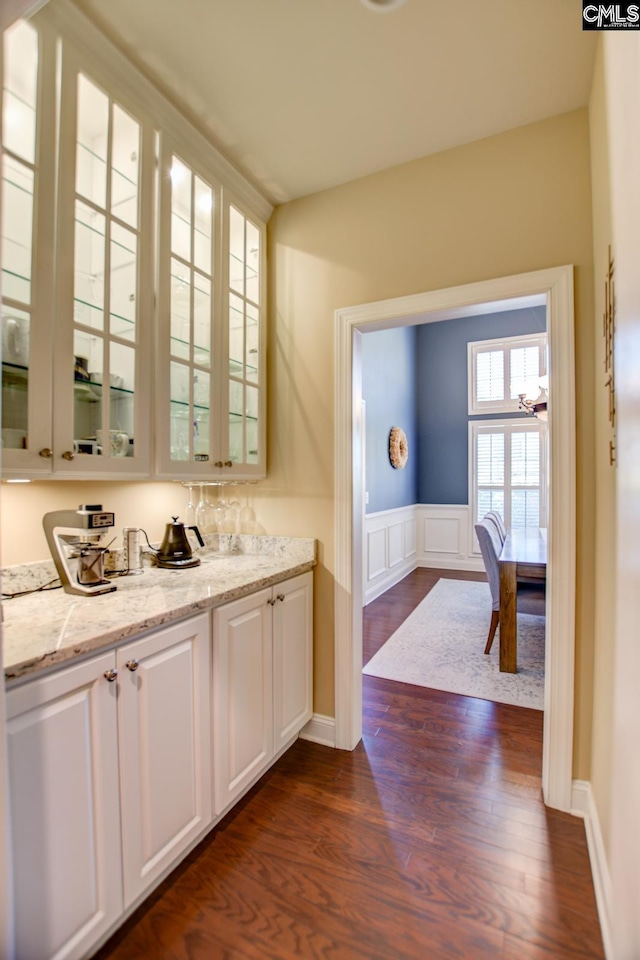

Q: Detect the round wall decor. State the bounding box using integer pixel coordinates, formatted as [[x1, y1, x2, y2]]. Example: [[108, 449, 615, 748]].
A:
[[389, 426, 408, 469]]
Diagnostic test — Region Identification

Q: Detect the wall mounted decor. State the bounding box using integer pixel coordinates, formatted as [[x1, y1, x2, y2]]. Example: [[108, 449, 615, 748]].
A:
[[603, 245, 617, 466], [389, 426, 408, 469]]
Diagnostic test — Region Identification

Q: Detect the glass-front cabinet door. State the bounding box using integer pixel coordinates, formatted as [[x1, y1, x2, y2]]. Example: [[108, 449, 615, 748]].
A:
[[156, 140, 265, 479], [225, 202, 265, 476], [51, 46, 153, 476], [1, 18, 56, 474]]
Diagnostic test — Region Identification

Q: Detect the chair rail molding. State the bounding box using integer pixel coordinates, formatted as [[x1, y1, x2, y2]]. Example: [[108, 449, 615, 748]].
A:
[[334, 265, 576, 813]]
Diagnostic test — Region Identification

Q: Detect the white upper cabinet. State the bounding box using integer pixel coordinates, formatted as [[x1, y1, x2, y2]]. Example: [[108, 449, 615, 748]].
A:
[[1, 1, 270, 480], [155, 137, 266, 479]]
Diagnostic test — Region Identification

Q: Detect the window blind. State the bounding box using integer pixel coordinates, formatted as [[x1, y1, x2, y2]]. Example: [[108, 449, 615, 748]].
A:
[[468, 334, 547, 414], [471, 420, 546, 534]]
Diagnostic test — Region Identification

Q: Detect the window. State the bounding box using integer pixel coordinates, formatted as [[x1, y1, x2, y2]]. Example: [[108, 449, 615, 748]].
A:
[[468, 333, 547, 415], [470, 420, 547, 538]]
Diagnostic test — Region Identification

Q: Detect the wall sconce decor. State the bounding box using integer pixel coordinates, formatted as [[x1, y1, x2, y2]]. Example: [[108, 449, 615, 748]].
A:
[[604, 245, 617, 466], [389, 426, 408, 469]]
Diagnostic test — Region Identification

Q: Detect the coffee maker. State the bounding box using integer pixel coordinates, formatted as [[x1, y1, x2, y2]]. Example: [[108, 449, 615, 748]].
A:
[[43, 504, 117, 597]]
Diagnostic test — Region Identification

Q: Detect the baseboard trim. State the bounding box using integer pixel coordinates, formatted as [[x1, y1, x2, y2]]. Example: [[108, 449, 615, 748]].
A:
[[571, 780, 613, 960], [299, 714, 336, 748], [417, 558, 484, 573]]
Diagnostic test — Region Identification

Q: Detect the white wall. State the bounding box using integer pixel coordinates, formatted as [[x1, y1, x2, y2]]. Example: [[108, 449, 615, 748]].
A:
[[603, 32, 640, 960]]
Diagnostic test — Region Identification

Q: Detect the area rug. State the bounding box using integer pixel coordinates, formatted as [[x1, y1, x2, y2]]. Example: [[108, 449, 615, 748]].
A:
[[363, 578, 545, 709]]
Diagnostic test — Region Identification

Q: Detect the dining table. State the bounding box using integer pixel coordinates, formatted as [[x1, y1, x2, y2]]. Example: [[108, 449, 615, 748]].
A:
[[498, 527, 547, 673]]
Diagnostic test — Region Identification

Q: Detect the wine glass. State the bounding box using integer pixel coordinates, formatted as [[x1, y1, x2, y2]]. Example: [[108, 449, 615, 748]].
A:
[[226, 482, 241, 534], [195, 483, 215, 533], [183, 482, 197, 525], [239, 482, 257, 533], [213, 483, 232, 534]]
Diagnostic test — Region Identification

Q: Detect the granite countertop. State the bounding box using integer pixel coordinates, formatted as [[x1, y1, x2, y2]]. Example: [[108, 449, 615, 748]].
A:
[[1, 535, 316, 684]]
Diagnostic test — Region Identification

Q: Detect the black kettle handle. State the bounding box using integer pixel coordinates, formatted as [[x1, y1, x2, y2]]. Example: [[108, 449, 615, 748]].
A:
[[188, 525, 205, 547]]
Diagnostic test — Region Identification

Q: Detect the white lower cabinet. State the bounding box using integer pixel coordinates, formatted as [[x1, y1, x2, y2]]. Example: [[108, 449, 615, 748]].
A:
[[6, 612, 212, 960], [213, 571, 313, 815], [6, 651, 123, 960], [116, 615, 212, 907], [6, 574, 312, 960], [273, 573, 313, 751]]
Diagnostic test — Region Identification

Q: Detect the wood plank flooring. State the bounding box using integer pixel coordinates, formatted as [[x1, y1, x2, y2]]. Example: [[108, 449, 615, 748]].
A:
[[95, 569, 604, 960]]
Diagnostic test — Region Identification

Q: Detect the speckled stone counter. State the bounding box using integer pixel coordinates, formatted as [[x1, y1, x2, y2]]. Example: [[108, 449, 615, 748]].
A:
[[2, 535, 316, 683]]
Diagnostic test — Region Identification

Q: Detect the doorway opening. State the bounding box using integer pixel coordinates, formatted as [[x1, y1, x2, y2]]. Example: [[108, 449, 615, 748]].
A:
[[333, 266, 576, 812], [361, 309, 548, 710]]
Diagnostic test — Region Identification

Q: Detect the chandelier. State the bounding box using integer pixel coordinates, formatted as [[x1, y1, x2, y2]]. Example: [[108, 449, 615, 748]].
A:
[[518, 375, 548, 421]]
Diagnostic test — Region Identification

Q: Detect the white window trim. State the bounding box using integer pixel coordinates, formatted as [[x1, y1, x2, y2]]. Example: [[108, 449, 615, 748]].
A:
[[468, 332, 547, 415], [469, 417, 548, 554]]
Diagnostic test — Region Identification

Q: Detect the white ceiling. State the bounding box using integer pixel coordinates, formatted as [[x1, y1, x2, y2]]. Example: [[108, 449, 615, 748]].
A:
[[71, 0, 597, 204]]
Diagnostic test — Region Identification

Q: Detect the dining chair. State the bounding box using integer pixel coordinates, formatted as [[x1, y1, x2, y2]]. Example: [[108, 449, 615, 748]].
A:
[[474, 518, 545, 655], [485, 510, 506, 544], [475, 519, 503, 654]]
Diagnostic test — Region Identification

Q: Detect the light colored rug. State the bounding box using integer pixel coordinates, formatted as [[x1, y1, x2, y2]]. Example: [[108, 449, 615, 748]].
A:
[[363, 578, 545, 710]]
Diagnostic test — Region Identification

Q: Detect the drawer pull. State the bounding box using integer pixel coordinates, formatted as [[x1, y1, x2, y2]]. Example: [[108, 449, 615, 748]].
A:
[[277, 594, 285, 602], [104, 669, 118, 682], [126, 659, 139, 672], [267, 598, 276, 606]]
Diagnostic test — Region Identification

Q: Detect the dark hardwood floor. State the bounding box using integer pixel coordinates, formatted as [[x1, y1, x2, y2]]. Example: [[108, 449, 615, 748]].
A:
[[96, 569, 604, 960]]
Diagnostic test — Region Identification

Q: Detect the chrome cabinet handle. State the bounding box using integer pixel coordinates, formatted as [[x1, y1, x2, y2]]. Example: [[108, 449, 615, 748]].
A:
[[61, 450, 75, 461], [104, 669, 118, 682], [39, 448, 53, 459], [126, 659, 139, 671]]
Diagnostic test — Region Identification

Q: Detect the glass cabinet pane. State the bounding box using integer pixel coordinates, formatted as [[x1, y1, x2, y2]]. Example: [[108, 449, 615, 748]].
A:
[[2, 21, 38, 458], [167, 153, 215, 465], [226, 205, 262, 467], [171, 158, 191, 261], [111, 104, 139, 229], [74, 200, 105, 330], [109, 222, 137, 340], [71, 74, 141, 460], [2, 21, 38, 165], [1, 155, 34, 303], [76, 75, 108, 209], [1, 307, 30, 449]]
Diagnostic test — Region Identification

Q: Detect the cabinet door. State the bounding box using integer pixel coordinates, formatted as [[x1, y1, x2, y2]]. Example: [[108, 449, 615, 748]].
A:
[[222, 200, 266, 478], [155, 137, 222, 479], [116, 614, 212, 907], [1, 17, 57, 476], [51, 41, 154, 476], [6, 652, 123, 960], [213, 588, 273, 815], [273, 572, 313, 750]]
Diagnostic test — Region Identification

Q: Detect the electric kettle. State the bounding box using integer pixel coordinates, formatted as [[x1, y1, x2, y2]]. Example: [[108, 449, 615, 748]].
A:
[[152, 517, 204, 569]]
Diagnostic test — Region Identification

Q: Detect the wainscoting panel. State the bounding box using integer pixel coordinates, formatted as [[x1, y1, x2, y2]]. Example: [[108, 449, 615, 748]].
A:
[[388, 522, 404, 568], [417, 505, 483, 573], [364, 505, 483, 604], [364, 507, 418, 604], [367, 528, 388, 582]]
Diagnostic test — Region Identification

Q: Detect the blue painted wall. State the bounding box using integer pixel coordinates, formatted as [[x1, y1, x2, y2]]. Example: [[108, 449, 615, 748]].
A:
[[361, 326, 418, 513], [361, 307, 546, 512], [416, 306, 546, 504]]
